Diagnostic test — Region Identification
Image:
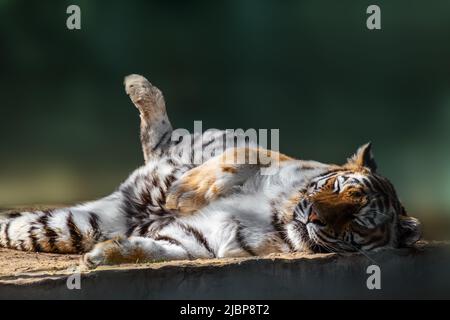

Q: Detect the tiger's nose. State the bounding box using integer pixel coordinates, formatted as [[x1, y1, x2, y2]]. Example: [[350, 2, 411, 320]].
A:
[[308, 211, 326, 226]]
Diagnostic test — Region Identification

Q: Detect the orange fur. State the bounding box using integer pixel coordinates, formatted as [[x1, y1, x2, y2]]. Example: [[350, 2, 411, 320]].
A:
[[166, 147, 293, 215], [309, 182, 368, 234]]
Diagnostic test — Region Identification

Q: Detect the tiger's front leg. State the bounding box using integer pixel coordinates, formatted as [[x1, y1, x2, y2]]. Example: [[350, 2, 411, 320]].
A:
[[82, 236, 192, 268], [124, 74, 173, 162]]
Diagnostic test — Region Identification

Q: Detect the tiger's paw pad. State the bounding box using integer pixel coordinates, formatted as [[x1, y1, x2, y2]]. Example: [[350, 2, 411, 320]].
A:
[[81, 251, 104, 269], [124, 74, 163, 112], [81, 238, 126, 269]]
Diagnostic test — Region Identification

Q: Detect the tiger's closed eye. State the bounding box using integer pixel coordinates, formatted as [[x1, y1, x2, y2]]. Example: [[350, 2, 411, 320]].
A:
[[344, 188, 366, 201], [349, 190, 363, 197]]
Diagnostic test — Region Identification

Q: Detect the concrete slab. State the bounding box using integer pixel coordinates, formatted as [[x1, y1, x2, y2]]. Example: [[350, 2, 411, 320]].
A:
[[0, 241, 449, 299]]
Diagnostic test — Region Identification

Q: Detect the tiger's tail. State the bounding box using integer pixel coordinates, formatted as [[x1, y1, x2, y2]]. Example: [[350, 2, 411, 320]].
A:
[[0, 193, 125, 253]]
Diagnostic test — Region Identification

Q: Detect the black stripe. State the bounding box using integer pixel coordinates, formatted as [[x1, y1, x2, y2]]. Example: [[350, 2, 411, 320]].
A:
[[314, 230, 331, 245], [316, 230, 338, 243], [18, 240, 26, 251], [234, 220, 256, 256], [163, 174, 176, 190], [67, 212, 84, 253], [294, 221, 310, 244], [89, 212, 102, 241], [157, 185, 166, 206], [151, 169, 160, 187], [126, 224, 138, 237], [377, 175, 396, 195], [369, 175, 389, 197], [154, 235, 193, 259], [179, 223, 215, 257], [201, 138, 216, 149], [351, 224, 382, 246], [361, 177, 375, 193], [166, 158, 177, 167], [151, 217, 175, 236], [29, 226, 42, 252], [138, 220, 154, 236], [271, 203, 295, 252], [364, 234, 389, 250], [120, 181, 155, 221], [38, 213, 59, 252], [152, 130, 171, 152], [155, 235, 182, 246], [172, 134, 184, 146], [315, 169, 343, 180], [366, 215, 376, 227], [190, 135, 195, 164], [7, 212, 21, 219], [375, 198, 385, 212], [369, 176, 393, 210], [4, 221, 11, 248], [360, 229, 386, 248]]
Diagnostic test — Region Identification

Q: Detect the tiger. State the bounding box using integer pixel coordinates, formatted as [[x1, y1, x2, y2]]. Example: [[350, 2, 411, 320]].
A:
[[0, 74, 422, 268]]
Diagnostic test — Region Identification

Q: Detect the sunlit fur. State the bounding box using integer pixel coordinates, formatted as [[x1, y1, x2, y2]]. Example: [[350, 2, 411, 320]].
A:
[[296, 168, 418, 253], [0, 75, 422, 268]]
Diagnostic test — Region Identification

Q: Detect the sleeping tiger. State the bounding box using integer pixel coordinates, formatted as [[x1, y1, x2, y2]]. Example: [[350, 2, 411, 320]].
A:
[[0, 74, 421, 268]]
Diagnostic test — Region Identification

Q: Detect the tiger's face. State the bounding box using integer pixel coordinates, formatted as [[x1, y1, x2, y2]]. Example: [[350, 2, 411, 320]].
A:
[[296, 143, 422, 253]]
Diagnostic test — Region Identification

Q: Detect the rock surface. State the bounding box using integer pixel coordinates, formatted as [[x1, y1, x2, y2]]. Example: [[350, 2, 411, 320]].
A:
[[0, 241, 449, 299]]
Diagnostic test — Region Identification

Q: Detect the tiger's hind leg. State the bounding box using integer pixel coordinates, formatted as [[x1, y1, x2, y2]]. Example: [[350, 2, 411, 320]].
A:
[[82, 236, 192, 268], [124, 74, 173, 163]]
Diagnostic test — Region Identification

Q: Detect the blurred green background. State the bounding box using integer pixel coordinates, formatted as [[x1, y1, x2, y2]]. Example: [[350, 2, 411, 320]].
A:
[[1, 1, 450, 237]]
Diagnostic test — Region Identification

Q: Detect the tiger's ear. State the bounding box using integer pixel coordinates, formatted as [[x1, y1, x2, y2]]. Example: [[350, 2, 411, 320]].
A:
[[397, 215, 422, 247], [346, 142, 377, 172]]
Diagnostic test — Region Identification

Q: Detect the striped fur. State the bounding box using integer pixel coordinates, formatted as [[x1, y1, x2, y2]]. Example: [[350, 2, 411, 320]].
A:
[[0, 75, 422, 268]]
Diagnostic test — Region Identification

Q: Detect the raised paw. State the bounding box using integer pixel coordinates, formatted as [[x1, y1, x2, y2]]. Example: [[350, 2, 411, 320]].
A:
[[124, 74, 165, 116], [165, 165, 231, 215]]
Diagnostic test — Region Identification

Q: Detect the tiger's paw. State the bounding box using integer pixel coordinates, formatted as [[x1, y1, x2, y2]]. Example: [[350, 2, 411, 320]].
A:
[[124, 74, 165, 116], [81, 237, 127, 269], [165, 166, 227, 215]]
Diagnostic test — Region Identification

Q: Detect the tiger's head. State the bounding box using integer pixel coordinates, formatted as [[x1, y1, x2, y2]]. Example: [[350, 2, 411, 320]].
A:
[[296, 143, 421, 253]]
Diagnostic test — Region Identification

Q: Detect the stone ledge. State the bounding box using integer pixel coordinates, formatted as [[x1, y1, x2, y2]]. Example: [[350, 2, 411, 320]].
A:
[[0, 241, 449, 299]]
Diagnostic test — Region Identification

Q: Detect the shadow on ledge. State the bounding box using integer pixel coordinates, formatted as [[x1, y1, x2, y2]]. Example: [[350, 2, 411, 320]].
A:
[[0, 241, 449, 299]]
